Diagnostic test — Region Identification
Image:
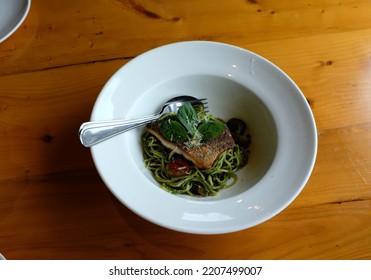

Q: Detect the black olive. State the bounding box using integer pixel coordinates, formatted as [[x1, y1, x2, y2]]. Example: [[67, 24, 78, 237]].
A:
[[190, 185, 208, 196], [239, 148, 250, 168], [227, 118, 246, 135], [231, 132, 251, 149]]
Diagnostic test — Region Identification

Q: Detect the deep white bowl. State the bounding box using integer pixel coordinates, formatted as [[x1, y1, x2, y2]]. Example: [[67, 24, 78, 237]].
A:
[[90, 41, 317, 234], [0, 0, 31, 43]]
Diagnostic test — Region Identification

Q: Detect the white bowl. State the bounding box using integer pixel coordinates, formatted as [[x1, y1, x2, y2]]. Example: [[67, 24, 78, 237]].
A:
[[90, 41, 317, 234], [0, 0, 31, 43]]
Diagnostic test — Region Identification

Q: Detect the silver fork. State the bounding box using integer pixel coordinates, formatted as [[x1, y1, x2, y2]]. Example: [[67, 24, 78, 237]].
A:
[[79, 95, 208, 147]]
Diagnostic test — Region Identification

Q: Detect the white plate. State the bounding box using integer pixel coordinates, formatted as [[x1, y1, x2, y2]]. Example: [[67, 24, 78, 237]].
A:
[[0, 0, 31, 43], [90, 41, 317, 234]]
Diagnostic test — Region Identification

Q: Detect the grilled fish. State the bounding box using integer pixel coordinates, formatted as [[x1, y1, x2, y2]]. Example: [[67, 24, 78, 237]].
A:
[[146, 121, 235, 169]]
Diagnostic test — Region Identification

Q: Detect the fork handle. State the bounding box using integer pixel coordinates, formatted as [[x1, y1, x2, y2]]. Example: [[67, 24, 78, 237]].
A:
[[79, 113, 160, 147]]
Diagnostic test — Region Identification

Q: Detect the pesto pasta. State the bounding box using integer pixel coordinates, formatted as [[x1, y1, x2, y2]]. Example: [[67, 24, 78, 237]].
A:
[[142, 131, 245, 196]]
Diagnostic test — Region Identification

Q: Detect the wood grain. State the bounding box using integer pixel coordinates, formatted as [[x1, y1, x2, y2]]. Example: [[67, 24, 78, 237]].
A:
[[0, 0, 370, 260], [1, 0, 371, 76]]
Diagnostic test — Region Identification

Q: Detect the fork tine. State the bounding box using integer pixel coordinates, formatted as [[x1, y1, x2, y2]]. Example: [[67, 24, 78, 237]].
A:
[[198, 98, 208, 111], [189, 98, 207, 103], [201, 100, 208, 111], [186, 97, 208, 112], [195, 98, 208, 106]]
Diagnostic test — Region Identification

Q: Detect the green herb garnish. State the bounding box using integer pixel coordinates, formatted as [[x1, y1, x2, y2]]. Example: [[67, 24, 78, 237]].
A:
[[198, 119, 226, 143], [161, 119, 188, 142], [177, 103, 200, 138], [160, 102, 225, 146]]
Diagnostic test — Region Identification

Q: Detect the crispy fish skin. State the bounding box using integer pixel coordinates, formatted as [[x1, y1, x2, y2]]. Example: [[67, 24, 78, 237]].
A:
[[146, 121, 235, 169]]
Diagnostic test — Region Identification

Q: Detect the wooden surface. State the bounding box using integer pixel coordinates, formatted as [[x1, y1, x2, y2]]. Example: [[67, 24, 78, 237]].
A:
[[0, 0, 370, 260]]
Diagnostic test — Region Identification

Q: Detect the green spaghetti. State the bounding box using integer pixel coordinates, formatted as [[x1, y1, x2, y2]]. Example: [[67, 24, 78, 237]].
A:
[[142, 131, 247, 196], [141, 102, 251, 197]]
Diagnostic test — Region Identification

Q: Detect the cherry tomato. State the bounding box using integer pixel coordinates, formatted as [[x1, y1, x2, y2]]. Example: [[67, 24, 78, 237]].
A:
[[166, 157, 190, 177]]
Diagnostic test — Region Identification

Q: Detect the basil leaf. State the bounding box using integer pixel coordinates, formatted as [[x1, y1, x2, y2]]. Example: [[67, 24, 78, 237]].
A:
[[198, 120, 225, 143], [177, 103, 199, 137], [161, 120, 188, 142]]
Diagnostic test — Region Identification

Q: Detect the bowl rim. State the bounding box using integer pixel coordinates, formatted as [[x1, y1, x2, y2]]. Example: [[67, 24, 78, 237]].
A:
[[90, 41, 318, 234], [0, 0, 31, 43]]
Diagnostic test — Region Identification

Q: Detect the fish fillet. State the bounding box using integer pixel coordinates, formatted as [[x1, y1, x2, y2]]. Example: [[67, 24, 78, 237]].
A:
[[146, 121, 235, 169]]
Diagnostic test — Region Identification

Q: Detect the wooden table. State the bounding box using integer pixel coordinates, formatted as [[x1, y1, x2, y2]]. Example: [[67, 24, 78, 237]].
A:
[[0, 0, 370, 260]]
